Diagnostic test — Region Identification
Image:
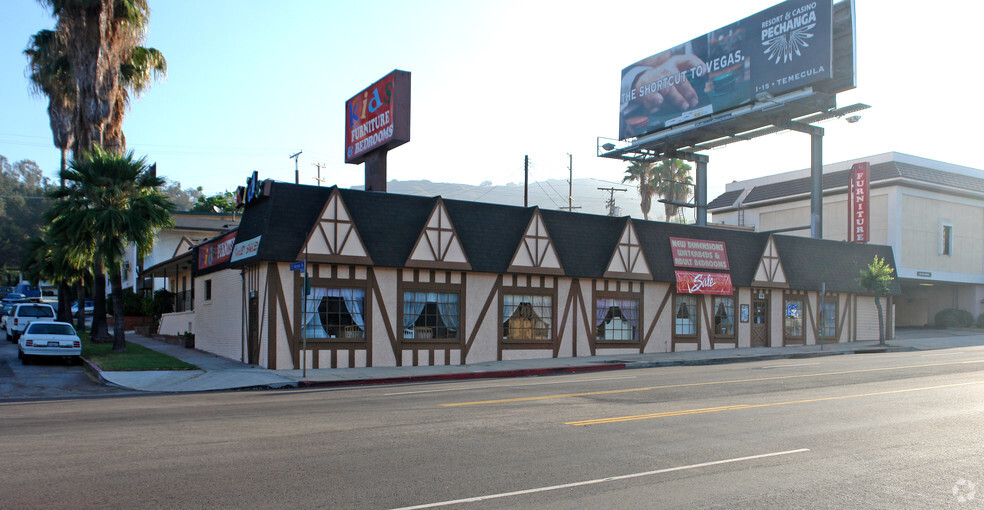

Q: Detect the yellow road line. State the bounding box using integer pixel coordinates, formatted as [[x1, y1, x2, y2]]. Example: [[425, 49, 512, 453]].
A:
[[441, 359, 984, 407], [565, 380, 984, 426]]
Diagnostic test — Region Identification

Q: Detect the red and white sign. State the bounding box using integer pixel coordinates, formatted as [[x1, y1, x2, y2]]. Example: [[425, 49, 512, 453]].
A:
[[230, 235, 261, 263], [198, 231, 237, 270], [344, 70, 411, 164], [669, 237, 730, 270], [675, 271, 734, 295], [848, 162, 869, 243]]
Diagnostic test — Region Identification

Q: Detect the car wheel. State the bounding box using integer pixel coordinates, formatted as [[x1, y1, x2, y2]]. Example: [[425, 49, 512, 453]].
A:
[[21, 353, 30, 365], [17, 348, 22, 360]]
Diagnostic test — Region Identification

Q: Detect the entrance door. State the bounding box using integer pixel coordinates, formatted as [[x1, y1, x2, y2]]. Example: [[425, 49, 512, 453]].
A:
[[751, 298, 769, 347], [247, 295, 259, 365]]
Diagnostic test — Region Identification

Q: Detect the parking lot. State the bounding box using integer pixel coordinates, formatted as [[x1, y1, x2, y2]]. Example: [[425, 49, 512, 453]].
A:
[[0, 330, 133, 400]]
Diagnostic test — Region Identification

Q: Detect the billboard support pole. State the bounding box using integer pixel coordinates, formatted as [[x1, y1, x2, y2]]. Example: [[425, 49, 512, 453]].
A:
[[779, 120, 824, 239], [696, 158, 707, 226], [365, 151, 388, 192]]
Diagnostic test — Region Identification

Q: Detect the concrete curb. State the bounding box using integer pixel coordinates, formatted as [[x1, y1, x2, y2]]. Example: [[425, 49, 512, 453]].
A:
[[297, 363, 626, 388]]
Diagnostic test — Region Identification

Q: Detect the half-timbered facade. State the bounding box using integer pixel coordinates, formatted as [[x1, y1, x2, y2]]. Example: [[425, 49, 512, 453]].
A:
[[172, 182, 899, 369]]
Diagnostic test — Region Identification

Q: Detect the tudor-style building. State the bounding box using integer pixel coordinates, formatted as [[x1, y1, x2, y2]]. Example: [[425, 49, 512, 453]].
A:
[[154, 181, 899, 369]]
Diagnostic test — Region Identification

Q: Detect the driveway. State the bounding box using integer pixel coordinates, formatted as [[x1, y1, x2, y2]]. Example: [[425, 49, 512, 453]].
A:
[[0, 330, 133, 400]]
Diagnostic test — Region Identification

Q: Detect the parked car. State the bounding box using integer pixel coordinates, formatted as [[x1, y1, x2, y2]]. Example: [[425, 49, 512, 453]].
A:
[[18, 321, 82, 365], [1, 293, 28, 305], [0, 303, 13, 339], [4, 302, 56, 342], [71, 300, 95, 316]]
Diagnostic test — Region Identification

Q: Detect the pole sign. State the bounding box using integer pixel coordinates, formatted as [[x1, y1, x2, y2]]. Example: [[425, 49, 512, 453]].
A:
[[619, 0, 832, 140], [345, 70, 411, 164], [848, 162, 870, 242]]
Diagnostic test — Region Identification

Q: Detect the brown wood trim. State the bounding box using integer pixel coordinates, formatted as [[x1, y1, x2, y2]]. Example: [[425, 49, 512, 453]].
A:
[[700, 295, 713, 349], [602, 270, 652, 281], [265, 263, 280, 369], [465, 275, 501, 361], [405, 259, 473, 271], [555, 280, 576, 357], [642, 285, 674, 352], [305, 254, 373, 266], [368, 268, 399, 365], [840, 295, 852, 342], [804, 293, 816, 344]]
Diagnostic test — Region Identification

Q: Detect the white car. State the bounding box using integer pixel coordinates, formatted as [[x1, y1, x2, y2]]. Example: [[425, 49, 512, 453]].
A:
[[5, 303, 56, 341], [18, 321, 82, 365]]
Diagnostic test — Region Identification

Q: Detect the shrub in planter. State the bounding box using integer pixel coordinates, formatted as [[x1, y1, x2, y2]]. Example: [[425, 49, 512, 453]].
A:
[[152, 289, 175, 316], [935, 308, 974, 328]]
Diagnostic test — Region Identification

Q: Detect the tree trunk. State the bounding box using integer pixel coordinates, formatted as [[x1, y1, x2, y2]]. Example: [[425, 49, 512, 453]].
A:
[[75, 281, 86, 331], [57, 281, 72, 322], [875, 295, 885, 345], [110, 271, 126, 352], [90, 252, 110, 342]]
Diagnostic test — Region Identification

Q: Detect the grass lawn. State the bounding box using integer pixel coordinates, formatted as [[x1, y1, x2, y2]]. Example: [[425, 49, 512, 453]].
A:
[[81, 331, 198, 371]]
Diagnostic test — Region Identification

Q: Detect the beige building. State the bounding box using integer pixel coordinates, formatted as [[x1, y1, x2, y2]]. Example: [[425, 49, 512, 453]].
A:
[[709, 152, 984, 327]]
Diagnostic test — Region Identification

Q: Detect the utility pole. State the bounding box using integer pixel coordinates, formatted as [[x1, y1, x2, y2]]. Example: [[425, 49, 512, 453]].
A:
[[290, 150, 303, 184], [524, 155, 529, 208], [562, 153, 581, 213], [313, 163, 327, 186], [597, 187, 626, 216]]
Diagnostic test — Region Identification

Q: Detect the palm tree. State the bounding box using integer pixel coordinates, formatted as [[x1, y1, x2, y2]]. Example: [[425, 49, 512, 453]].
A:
[[622, 160, 657, 220], [24, 29, 74, 180], [653, 159, 693, 222], [50, 147, 174, 352], [856, 255, 895, 345], [39, 0, 152, 156], [21, 229, 85, 324], [107, 46, 167, 150]]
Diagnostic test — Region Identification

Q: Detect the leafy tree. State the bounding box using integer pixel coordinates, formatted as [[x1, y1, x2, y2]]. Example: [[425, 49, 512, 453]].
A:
[[622, 160, 657, 220], [856, 255, 895, 344], [0, 156, 52, 270], [49, 147, 174, 351], [162, 180, 204, 211], [21, 229, 83, 323], [653, 159, 693, 222], [192, 190, 237, 213]]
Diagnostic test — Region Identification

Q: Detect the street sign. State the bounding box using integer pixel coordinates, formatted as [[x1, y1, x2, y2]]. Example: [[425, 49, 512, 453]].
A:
[[290, 260, 305, 272]]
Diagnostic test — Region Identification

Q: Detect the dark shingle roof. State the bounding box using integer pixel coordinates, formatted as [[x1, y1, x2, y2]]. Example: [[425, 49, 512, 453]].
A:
[[772, 235, 900, 294], [229, 183, 898, 293], [707, 189, 744, 209]]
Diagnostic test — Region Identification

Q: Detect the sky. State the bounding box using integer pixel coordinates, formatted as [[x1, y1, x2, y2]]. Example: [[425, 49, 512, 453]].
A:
[[3, 0, 984, 208]]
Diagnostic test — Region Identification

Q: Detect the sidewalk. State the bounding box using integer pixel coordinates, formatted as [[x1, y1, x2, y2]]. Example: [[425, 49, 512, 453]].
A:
[[89, 328, 984, 393]]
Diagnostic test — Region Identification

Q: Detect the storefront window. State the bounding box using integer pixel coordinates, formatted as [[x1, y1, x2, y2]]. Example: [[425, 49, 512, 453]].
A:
[[674, 294, 697, 336], [403, 291, 459, 340], [821, 300, 837, 338], [713, 296, 735, 336], [595, 297, 639, 341], [784, 297, 803, 338], [304, 288, 365, 339], [503, 294, 552, 341]]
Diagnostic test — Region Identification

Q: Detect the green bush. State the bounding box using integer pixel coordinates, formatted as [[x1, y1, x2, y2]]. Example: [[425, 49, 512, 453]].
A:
[[977, 313, 984, 328], [934, 308, 974, 328], [108, 289, 152, 316], [152, 289, 175, 316]]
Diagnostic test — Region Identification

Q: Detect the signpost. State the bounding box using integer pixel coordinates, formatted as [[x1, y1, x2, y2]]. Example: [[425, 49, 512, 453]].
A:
[[292, 259, 308, 376]]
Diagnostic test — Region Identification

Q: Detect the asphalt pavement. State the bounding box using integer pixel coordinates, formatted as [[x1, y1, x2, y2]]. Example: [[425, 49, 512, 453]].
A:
[[85, 328, 984, 393]]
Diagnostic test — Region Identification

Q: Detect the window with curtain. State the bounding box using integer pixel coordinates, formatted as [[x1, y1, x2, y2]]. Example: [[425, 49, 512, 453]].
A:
[[713, 296, 735, 336], [674, 294, 697, 336], [595, 296, 639, 341], [784, 297, 803, 338], [502, 294, 552, 341], [303, 287, 365, 339], [821, 300, 837, 338], [402, 291, 459, 340]]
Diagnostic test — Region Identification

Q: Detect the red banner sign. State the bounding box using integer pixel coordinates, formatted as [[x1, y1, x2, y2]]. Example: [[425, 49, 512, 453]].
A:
[[344, 70, 411, 164], [669, 237, 730, 270], [848, 162, 869, 242], [675, 271, 734, 295], [198, 231, 237, 270]]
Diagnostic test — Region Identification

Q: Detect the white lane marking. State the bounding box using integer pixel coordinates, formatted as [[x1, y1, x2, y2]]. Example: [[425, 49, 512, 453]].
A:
[[760, 362, 820, 369], [384, 375, 637, 396], [922, 352, 964, 356], [389, 448, 810, 510]]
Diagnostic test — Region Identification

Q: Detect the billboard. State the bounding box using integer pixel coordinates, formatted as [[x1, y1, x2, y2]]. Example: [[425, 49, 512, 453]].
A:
[[848, 162, 869, 242], [198, 231, 237, 271], [619, 0, 832, 140], [669, 237, 730, 270], [345, 70, 411, 164]]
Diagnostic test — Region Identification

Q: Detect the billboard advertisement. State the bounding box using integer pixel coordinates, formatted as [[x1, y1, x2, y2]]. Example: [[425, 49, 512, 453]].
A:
[[345, 70, 411, 164], [198, 231, 237, 271], [619, 0, 832, 140], [848, 162, 869, 242]]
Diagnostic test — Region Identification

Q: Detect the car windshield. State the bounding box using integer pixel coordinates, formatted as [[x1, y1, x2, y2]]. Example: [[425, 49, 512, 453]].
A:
[[19, 305, 54, 317], [27, 323, 76, 335]]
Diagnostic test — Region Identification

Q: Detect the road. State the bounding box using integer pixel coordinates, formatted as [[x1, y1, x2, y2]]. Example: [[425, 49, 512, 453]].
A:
[[2, 346, 983, 509]]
